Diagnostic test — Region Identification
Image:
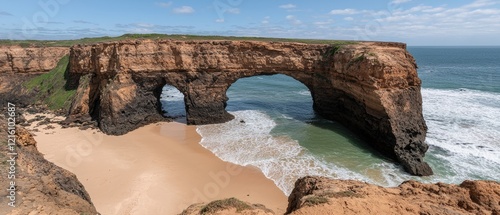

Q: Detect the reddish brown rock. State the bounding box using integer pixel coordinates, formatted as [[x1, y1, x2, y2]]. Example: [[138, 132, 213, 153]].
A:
[[0, 46, 69, 74], [286, 176, 500, 215], [0, 116, 98, 215], [0, 46, 70, 108], [180, 198, 275, 215], [67, 39, 431, 176]]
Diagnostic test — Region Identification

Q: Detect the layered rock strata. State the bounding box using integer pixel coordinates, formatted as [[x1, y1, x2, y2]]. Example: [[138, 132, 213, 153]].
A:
[[66, 39, 432, 176], [0, 46, 68, 74]]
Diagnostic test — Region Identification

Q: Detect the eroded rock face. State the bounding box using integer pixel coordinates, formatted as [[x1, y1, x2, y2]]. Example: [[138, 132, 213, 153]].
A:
[[0, 116, 98, 215], [67, 39, 432, 176], [0, 46, 69, 73], [180, 198, 275, 215], [286, 176, 500, 215], [0, 46, 70, 108]]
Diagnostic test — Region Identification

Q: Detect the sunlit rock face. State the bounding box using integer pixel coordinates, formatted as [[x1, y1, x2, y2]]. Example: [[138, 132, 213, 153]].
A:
[[67, 39, 432, 176]]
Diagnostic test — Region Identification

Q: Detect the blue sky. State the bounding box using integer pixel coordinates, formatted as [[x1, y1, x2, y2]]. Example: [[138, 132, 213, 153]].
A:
[[1, 0, 499, 45]]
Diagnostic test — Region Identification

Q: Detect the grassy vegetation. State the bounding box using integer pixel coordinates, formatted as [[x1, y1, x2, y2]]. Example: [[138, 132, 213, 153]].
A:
[[347, 53, 367, 68], [323, 41, 357, 58], [23, 55, 76, 111], [353, 54, 367, 63], [199, 198, 253, 214], [0, 33, 358, 47]]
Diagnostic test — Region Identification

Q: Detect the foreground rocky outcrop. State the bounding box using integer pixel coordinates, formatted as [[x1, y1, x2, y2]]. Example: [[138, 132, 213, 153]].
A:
[[0, 115, 98, 215], [67, 39, 431, 176], [181, 198, 275, 215], [286, 176, 500, 215], [182, 177, 500, 215]]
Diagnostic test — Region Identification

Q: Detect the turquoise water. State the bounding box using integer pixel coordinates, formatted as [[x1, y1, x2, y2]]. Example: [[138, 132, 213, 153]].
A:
[[162, 47, 500, 195]]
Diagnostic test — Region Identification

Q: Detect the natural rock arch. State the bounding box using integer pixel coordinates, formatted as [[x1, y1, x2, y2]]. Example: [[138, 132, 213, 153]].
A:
[[67, 39, 433, 176], [159, 84, 186, 119]]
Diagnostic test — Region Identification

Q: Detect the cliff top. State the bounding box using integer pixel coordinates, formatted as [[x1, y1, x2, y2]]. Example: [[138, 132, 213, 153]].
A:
[[0, 33, 361, 47]]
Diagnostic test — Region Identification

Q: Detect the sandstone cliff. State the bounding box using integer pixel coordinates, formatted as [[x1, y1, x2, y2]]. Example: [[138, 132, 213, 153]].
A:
[[286, 176, 500, 215], [0, 46, 68, 74], [0, 46, 70, 110], [0, 115, 98, 215], [67, 39, 431, 176]]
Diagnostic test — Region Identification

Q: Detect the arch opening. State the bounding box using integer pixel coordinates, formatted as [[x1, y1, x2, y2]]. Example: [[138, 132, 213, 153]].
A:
[[226, 74, 315, 121], [223, 74, 383, 159], [159, 84, 186, 123], [196, 74, 388, 195]]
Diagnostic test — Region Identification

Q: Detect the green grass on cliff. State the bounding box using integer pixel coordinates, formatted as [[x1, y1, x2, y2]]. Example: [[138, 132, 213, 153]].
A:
[[23, 55, 76, 111], [323, 41, 355, 58], [0, 33, 357, 47]]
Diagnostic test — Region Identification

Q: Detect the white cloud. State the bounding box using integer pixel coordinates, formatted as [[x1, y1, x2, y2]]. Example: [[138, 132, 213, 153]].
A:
[[4, 0, 499, 45], [261, 0, 497, 45], [262, 16, 270, 24], [329, 9, 361, 15], [173, 6, 194, 14], [74, 20, 98, 25], [422, 7, 445, 13], [286, 15, 302, 25], [226, 8, 240, 14], [136, 23, 154, 28], [279, 4, 296, 9], [313, 19, 334, 26], [463, 0, 497, 9], [156, 1, 172, 8], [391, 0, 411, 5]]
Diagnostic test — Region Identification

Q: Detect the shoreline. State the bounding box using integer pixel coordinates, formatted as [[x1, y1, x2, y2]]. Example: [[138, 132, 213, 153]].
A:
[[28, 117, 287, 214]]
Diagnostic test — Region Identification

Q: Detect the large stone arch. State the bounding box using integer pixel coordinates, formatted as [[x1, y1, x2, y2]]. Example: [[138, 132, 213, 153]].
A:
[[181, 70, 317, 125], [67, 39, 433, 176]]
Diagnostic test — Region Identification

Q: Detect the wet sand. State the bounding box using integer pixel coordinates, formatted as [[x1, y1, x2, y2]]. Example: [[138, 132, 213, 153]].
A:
[[31, 120, 288, 214]]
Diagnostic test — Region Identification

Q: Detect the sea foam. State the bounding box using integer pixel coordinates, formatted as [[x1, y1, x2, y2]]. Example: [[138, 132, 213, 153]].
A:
[[422, 88, 500, 181], [195, 88, 500, 194], [160, 85, 185, 118], [196, 110, 370, 195]]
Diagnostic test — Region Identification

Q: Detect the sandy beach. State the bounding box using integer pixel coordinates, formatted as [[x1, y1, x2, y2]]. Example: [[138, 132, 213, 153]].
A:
[[29, 117, 287, 215]]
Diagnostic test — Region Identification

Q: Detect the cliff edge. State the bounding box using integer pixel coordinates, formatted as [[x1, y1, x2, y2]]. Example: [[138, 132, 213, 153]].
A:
[[67, 39, 431, 176], [0, 115, 98, 215], [0, 39, 433, 176], [0, 45, 68, 74]]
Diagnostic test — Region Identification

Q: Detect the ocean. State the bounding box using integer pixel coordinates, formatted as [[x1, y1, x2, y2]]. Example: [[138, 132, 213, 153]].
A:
[[161, 46, 500, 195]]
